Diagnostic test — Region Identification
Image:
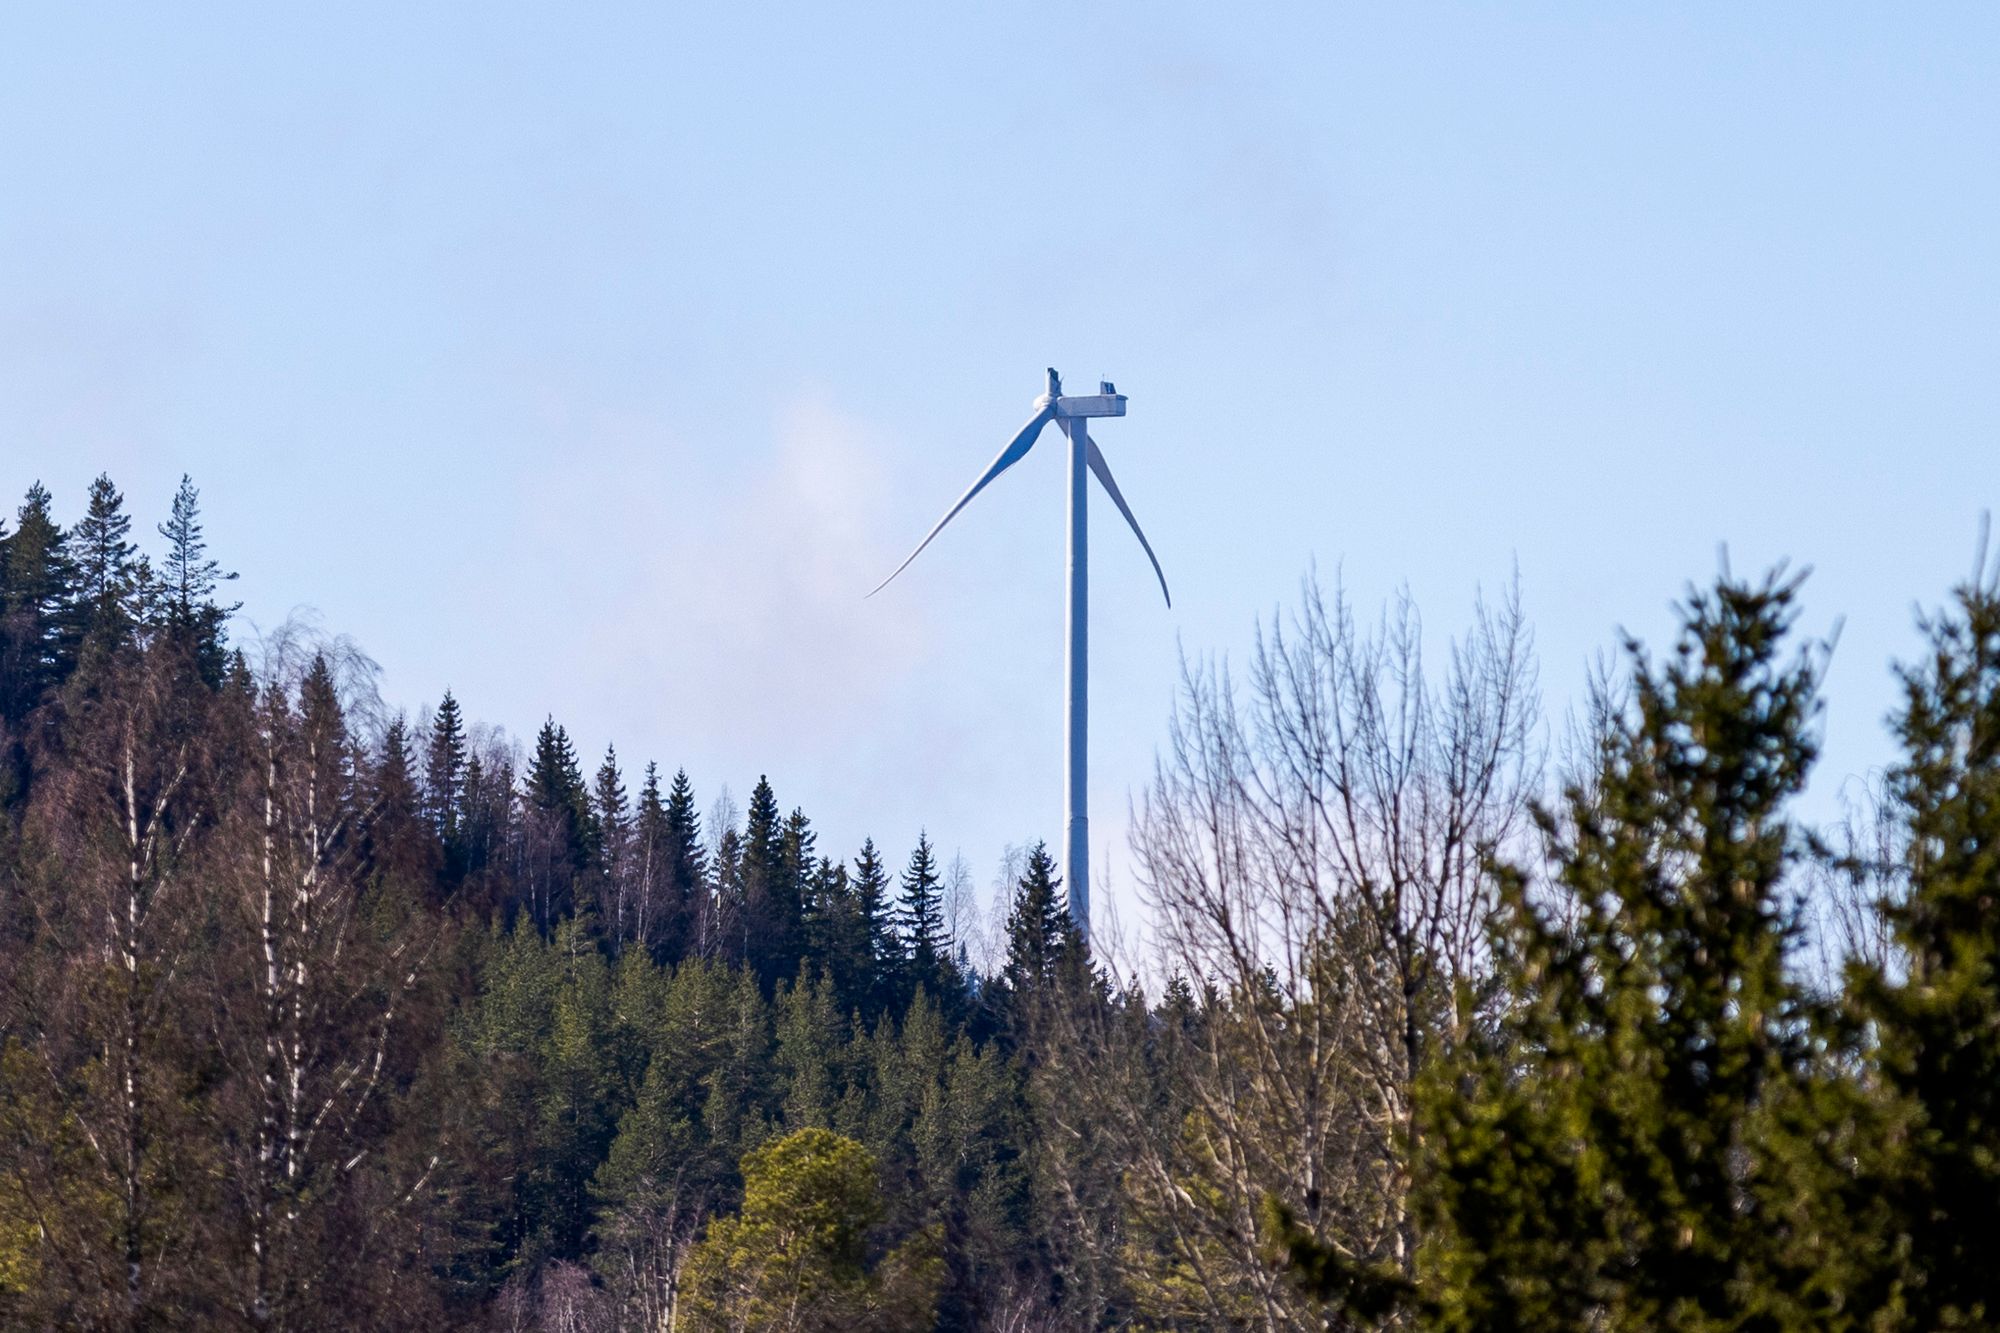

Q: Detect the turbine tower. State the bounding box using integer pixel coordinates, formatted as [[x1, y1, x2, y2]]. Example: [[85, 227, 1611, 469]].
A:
[[870, 369, 1169, 946]]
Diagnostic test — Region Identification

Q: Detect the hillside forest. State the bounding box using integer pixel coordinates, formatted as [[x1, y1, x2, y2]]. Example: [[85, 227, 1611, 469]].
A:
[[4, 473, 2000, 1331]]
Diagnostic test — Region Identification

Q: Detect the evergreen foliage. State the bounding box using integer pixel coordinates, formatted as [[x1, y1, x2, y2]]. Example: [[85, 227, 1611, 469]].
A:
[[426, 690, 469, 850], [0, 483, 74, 722], [5, 473, 2000, 1332], [663, 767, 708, 961], [1848, 554, 2000, 1326], [898, 831, 955, 1007], [999, 842, 1081, 1010], [1420, 571, 1845, 1330], [155, 473, 237, 684], [679, 1128, 943, 1332], [68, 471, 147, 664]]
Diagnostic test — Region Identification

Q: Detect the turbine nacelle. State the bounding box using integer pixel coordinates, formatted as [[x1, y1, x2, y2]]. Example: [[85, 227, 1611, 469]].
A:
[[1038, 369, 1125, 419], [1054, 389, 1126, 419], [868, 367, 1168, 606]]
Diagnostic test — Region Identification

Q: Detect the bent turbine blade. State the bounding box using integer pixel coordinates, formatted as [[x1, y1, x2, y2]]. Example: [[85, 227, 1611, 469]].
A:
[[1086, 438, 1171, 608], [867, 404, 1055, 598]]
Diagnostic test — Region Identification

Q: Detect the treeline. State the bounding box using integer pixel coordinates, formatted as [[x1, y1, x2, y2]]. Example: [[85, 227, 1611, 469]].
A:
[[0, 475, 1088, 1330], [4, 474, 2000, 1331]]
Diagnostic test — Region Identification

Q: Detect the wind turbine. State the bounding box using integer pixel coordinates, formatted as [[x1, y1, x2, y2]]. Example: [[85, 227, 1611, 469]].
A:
[[870, 369, 1169, 947]]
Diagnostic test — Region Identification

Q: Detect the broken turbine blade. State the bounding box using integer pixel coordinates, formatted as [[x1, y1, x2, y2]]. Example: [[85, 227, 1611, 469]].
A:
[[1086, 439, 1171, 608], [866, 402, 1057, 598]]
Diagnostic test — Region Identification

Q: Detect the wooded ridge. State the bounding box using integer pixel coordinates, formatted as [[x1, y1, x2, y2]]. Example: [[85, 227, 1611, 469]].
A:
[[2, 474, 1997, 1331]]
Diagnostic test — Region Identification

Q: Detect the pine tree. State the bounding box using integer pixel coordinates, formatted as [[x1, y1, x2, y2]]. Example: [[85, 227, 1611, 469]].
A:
[[365, 715, 435, 887], [850, 838, 898, 1017], [1420, 571, 1844, 1331], [423, 691, 468, 855], [630, 763, 669, 958], [155, 474, 237, 684], [776, 969, 846, 1131], [779, 807, 817, 972], [897, 833, 952, 1004], [738, 777, 797, 990], [1851, 556, 2000, 1326], [524, 719, 594, 927], [68, 473, 147, 665], [0, 482, 75, 720], [594, 746, 632, 944], [998, 843, 1082, 1036], [663, 768, 707, 963]]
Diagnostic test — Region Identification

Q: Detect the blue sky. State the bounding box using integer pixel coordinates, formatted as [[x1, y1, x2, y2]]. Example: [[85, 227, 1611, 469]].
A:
[[5, 5, 1997, 939]]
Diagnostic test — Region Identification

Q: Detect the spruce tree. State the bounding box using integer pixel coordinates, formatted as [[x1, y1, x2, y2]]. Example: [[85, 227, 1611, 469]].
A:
[[738, 777, 796, 989], [631, 763, 669, 958], [711, 824, 745, 964], [593, 745, 631, 942], [525, 719, 594, 927], [803, 857, 845, 975], [365, 716, 434, 887], [155, 473, 237, 684], [663, 768, 707, 963], [777, 807, 816, 977], [897, 833, 952, 1004], [0, 483, 75, 719], [423, 691, 467, 853], [68, 473, 146, 664], [776, 969, 846, 1131], [1420, 571, 1843, 1331], [850, 839, 898, 1018], [1852, 556, 2000, 1326], [999, 843, 1081, 1023]]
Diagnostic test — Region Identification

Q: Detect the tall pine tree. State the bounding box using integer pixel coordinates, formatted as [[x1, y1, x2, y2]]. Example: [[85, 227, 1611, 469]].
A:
[[1420, 571, 1845, 1331], [663, 768, 707, 964], [998, 843, 1081, 1026], [849, 839, 898, 1019], [423, 691, 468, 863], [155, 474, 237, 685], [738, 777, 798, 990], [897, 832, 954, 1006], [68, 473, 146, 668], [1851, 554, 2000, 1326], [524, 719, 594, 928], [0, 483, 74, 720], [594, 745, 632, 945]]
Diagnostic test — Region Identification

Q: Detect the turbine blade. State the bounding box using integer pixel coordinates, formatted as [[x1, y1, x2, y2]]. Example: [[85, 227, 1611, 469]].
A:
[[1087, 438, 1171, 608], [867, 404, 1055, 598]]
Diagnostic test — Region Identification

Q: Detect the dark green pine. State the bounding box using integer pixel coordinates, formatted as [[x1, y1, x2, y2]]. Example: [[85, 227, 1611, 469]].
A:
[[1420, 570, 1841, 1332], [0, 482, 77, 719], [897, 832, 953, 1005], [1853, 559, 2000, 1327], [68, 473, 146, 670], [1001, 841, 1080, 1005], [154, 473, 238, 685], [424, 690, 468, 852], [662, 768, 707, 963]]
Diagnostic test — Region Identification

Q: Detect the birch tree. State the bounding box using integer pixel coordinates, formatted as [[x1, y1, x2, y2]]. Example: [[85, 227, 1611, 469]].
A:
[[1073, 577, 1540, 1327]]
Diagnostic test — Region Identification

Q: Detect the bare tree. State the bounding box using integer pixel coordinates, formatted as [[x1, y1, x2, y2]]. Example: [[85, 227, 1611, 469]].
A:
[[207, 648, 440, 1330], [1048, 575, 1540, 1327], [591, 1177, 702, 1332]]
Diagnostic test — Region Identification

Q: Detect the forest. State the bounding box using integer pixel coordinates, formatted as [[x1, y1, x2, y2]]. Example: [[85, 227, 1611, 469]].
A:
[[2, 472, 1999, 1332]]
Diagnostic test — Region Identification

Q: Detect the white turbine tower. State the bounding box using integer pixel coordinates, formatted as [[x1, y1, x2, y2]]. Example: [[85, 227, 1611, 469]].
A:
[[870, 369, 1169, 946]]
